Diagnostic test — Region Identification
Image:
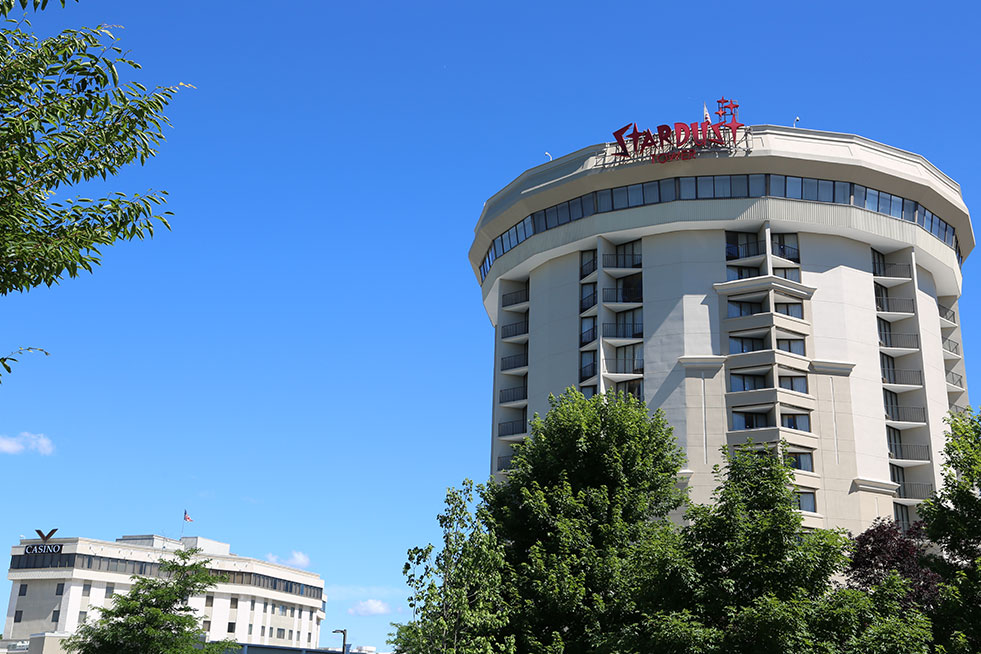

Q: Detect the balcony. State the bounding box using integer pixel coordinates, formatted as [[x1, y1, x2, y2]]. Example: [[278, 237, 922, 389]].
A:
[[946, 370, 965, 389], [502, 288, 529, 308], [498, 420, 527, 438], [881, 368, 923, 387], [580, 292, 597, 313], [605, 359, 644, 376], [888, 442, 930, 462], [896, 481, 934, 501], [603, 322, 644, 340], [580, 258, 597, 279], [873, 262, 912, 278], [579, 362, 597, 382], [878, 332, 919, 350], [772, 242, 801, 263], [938, 304, 957, 324], [885, 406, 927, 424], [875, 297, 915, 314], [501, 320, 528, 340], [500, 353, 528, 372], [602, 288, 643, 305], [726, 240, 766, 261], [603, 253, 642, 269], [499, 385, 527, 404], [580, 327, 597, 347], [497, 455, 514, 472], [942, 338, 961, 357]]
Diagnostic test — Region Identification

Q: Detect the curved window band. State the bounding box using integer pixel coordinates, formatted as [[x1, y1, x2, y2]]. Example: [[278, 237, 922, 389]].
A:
[[478, 174, 962, 282]]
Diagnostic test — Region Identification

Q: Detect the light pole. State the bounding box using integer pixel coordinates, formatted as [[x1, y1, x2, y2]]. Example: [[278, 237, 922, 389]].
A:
[[332, 628, 347, 654]]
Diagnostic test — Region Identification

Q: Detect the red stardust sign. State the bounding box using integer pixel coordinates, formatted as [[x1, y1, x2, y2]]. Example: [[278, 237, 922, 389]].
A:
[[613, 97, 745, 164]]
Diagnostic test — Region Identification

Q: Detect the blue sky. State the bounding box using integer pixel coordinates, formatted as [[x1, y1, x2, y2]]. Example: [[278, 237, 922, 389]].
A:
[[1, 0, 979, 649]]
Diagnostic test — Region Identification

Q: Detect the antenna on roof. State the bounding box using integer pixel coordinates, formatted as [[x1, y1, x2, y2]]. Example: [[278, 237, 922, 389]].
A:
[[794, 116, 801, 128]]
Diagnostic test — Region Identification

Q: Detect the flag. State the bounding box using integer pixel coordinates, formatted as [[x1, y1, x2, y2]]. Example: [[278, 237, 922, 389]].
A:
[[184, 510, 193, 523], [703, 103, 712, 124]]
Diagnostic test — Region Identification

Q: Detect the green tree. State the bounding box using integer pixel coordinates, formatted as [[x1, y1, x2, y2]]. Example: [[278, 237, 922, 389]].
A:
[[390, 479, 515, 654], [63, 547, 239, 654], [484, 390, 686, 654], [919, 408, 981, 652], [617, 444, 933, 654], [0, 0, 180, 377]]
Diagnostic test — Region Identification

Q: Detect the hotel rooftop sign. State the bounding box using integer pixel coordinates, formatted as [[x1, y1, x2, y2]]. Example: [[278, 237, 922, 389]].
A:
[[613, 97, 749, 164]]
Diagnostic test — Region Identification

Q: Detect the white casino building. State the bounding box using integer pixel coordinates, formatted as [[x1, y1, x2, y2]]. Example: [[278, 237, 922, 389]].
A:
[[469, 114, 972, 534], [2, 534, 325, 650]]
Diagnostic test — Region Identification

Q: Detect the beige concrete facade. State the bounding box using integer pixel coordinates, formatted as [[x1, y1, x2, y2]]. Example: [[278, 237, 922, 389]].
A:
[[2, 535, 325, 651], [473, 125, 972, 534]]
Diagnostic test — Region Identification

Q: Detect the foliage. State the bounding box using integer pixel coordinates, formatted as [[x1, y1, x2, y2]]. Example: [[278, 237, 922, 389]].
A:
[[614, 444, 933, 654], [846, 518, 939, 609], [484, 389, 686, 654], [390, 480, 514, 654], [919, 407, 981, 652], [62, 547, 239, 654], [0, 0, 181, 378]]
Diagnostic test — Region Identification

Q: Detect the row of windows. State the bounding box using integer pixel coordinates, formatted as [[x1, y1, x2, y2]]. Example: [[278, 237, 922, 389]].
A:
[[727, 300, 803, 319], [732, 410, 811, 432], [727, 265, 800, 282], [729, 336, 806, 356], [730, 373, 808, 393], [9, 553, 322, 600], [479, 173, 962, 281]]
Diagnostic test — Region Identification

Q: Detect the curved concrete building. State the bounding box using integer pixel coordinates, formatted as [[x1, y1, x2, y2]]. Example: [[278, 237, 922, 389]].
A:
[[469, 122, 972, 534]]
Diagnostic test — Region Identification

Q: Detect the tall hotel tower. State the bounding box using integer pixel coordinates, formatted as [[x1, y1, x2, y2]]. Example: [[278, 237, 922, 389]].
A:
[[468, 113, 972, 534]]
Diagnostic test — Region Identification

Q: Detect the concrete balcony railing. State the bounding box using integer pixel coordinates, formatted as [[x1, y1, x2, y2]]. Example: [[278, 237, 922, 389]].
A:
[[875, 297, 915, 313], [873, 262, 912, 278], [498, 420, 526, 438], [938, 304, 957, 323], [888, 442, 930, 461], [501, 320, 528, 339], [942, 338, 961, 356], [881, 369, 923, 386], [500, 353, 528, 371], [603, 323, 644, 339], [896, 481, 934, 500], [502, 288, 529, 307], [499, 386, 527, 404], [885, 406, 927, 423], [879, 332, 920, 349]]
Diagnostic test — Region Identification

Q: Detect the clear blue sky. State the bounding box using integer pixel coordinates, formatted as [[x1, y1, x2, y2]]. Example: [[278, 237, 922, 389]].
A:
[[1, 1, 979, 649]]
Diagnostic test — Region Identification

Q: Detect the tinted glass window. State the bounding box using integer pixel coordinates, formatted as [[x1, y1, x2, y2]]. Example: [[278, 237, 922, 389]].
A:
[[612, 186, 629, 210], [714, 175, 731, 198], [786, 176, 802, 199], [818, 179, 833, 202], [581, 193, 595, 217], [749, 174, 766, 197], [680, 177, 696, 199], [697, 176, 714, 198], [596, 189, 612, 212], [834, 181, 850, 204], [802, 177, 818, 200], [627, 184, 644, 207], [642, 181, 659, 204], [853, 185, 866, 208], [731, 175, 748, 198], [660, 178, 676, 202], [557, 202, 570, 224], [769, 175, 785, 197]]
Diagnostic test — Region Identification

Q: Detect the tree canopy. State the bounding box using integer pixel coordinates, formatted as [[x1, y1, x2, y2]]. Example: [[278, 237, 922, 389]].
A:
[[63, 547, 239, 654]]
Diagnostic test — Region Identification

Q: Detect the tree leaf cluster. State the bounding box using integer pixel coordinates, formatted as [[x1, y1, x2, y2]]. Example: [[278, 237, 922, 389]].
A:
[[62, 547, 239, 654]]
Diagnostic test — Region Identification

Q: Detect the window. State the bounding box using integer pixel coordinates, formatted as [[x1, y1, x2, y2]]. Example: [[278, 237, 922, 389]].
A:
[[697, 176, 714, 198], [612, 344, 643, 374], [615, 272, 643, 303], [581, 384, 597, 398], [779, 376, 808, 393], [580, 350, 596, 381], [679, 176, 696, 199], [731, 373, 767, 392], [279, 604, 287, 616], [774, 302, 803, 319], [730, 336, 765, 354], [52, 610, 60, 623], [105, 584, 114, 598], [786, 451, 814, 472], [615, 379, 643, 400], [205, 595, 214, 607], [802, 177, 818, 200], [78, 611, 87, 623], [795, 491, 817, 513], [777, 338, 805, 355], [581, 282, 597, 311], [290, 606, 296, 617], [817, 179, 833, 202], [773, 267, 801, 282], [659, 177, 676, 202], [894, 503, 911, 531], [56, 582, 64, 596], [772, 233, 799, 261], [834, 181, 850, 204], [627, 183, 644, 207], [726, 231, 761, 259], [203, 620, 211, 632], [264, 601, 268, 613], [733, 411, 770, 430], [714, 175, 731, 197], [262, 626, 266, 637], [642, 180, 659, 204], [289, 630, 294, 640], [749, 174, 766, 197], [83, 583, 91, 597], [770, 174, 785, 197], [730, 174, 748, 197], [228, 622, 236, 633], [277, 628, 286, 639], [249, 624, 253, 635], [251, 599, 255, 610], [781, 413, 811, 432], [309, 633, 313, 643], [728, 300, 763, 318], [19, 583, 27, 596], [727, 265, 759, 281], [14, 610, 23, 623], [580, 249, 597, 278], [785, 176, 802, 199]]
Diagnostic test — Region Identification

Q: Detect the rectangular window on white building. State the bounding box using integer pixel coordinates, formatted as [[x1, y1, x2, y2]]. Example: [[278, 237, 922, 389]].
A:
[[18, 583, 27, 596], [105, 584, 114, 597], [56, 583, 64, 596], [52, 610, 60, 623], [795, 491, 817, 513], [227, 622, 235, 633], [83, 583, 91, 597], [203, 620, 211, 632]]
